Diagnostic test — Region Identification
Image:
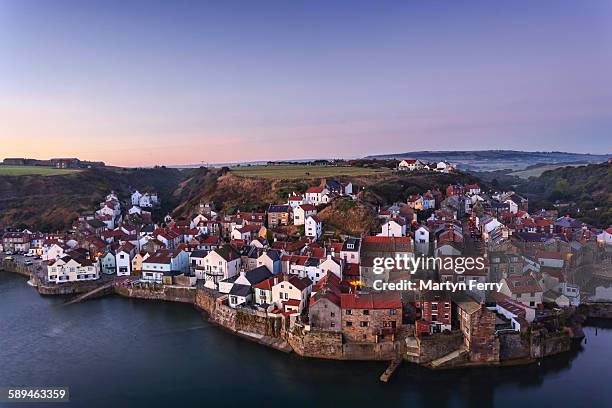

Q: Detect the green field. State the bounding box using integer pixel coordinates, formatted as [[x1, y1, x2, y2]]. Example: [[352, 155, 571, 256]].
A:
[[230, 165, 390, 179], [0, 165, 81, 176]]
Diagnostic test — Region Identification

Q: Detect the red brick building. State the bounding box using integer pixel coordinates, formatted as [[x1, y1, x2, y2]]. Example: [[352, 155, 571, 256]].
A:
[[415, 290, 452, 335]]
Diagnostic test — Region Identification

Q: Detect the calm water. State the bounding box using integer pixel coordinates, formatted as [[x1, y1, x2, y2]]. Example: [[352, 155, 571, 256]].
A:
[[1, 272, 611, 408]]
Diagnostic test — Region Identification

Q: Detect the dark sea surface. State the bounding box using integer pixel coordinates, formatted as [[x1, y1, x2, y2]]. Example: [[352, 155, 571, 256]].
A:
[[1, 272, 610, 408]]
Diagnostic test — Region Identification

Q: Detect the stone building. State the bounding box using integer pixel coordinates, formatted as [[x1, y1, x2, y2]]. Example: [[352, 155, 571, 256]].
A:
[[453, 292, 499, 363], [309, 291, 341, 332], [340, 293, 402, 343]]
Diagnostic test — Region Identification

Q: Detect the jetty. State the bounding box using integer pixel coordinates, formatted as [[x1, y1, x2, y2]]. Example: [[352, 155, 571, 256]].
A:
[[380, 356, 402, 383]]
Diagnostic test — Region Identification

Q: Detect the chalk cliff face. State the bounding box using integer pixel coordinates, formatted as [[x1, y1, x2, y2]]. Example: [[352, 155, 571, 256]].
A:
[[0, 167, 186, 231]]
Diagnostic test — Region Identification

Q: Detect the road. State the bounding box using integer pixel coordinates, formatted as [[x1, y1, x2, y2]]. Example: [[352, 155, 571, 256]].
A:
[[0, 252, 47, 283]]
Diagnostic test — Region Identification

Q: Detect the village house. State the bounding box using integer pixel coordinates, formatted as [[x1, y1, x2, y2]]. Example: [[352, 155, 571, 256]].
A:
[[377, 218, 407, 237], [141, 253, 172, 284], [309, 273, 343, 332], [340, 237, 361, 264], [47, 251, 100, 283], [500, 274, 543, 308], [407, 195, 424, 211], [304, 186, 330, 206], [271, 274, 313, 314], [189, 249, 209, 279], [340, 293, 402, 343], [287, 194, 305, 209], [268, 204, 291, 227], [131, 251, 149, 274], [202, 245, 241, 289], [293, 204, 317, 226], [100, 251, 116, 275], [453, 292, 499, 363], [398, 159, 423, 171], [115, 242, 135, 276], [318, 255, 343, 281], [305, 215, 323, 240], [415, 290, 452, 336], [2, 232, 31, 253], [256, 249, 282, 275], [325, 179, 353, 195], [230, 224, 261, 241], [222, 266, 274, 308], [359, 236, 413, 288]]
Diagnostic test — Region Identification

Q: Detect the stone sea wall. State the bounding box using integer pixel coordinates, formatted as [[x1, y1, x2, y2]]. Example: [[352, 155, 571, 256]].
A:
[[0, 260, 32, 278], [114, 285, 196, 303], [405, 331, 464, 364]]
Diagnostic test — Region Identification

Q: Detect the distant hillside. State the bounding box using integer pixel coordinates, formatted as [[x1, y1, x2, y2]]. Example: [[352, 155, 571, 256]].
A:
[[171, 167, 479, 221], [516, 162, 612, 227], [0, 167, 188, 231], [365, 150, 610, 171]]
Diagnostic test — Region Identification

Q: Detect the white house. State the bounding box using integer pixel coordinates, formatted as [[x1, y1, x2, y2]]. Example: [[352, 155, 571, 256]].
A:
[[131, 191, 143, 206], [398, 159, 423, 171], [304, 187, 330, 206], [287, 194, 305, 210], [115, 242, 135, 276], [271, 274, 313, 313], [537, 252, 565, 268], [377, 219, 406, 237], [434, 161, 452, 173], [305, 215, 322, 240], [504, 199, 519, 214], [42, 243, 66, 261], [47, 254, 100, 284], [318, 255, 343, 281], [293, 204, 317, 226], [415, 225, 430, 254], [189, 249, 209, 279], [500, 275, 543, 308], [230, 225, 260, 241], [340, 237, 361, 264], [202, 245, 241, 289], [141, 253, 172, 283], [597, 228, 612, 246], [257, 250, 282, 275]]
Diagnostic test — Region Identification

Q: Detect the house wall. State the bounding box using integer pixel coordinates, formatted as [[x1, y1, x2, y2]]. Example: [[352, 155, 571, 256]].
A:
[[310, 298, 341, 332], [341, 307, 401, 343]]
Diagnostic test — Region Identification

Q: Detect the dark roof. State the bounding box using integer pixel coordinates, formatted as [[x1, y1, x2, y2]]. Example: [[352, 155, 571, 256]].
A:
[[190, 249, 208, 259], [244, 266, 273, 285], [229, 284, 252, 297], [215, 244, 240, 262], [268, 204, 290, 213], [341, 237, 361, 252], [262, 249, 281, 261], [87, 219, 106, 229]]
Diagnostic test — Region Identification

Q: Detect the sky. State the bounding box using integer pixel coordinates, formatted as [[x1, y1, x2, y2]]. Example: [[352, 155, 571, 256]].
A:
[[1, 0, 611, 167]]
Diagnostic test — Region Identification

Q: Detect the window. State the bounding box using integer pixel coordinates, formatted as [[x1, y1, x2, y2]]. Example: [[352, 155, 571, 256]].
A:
[[390, 309, 397, 315], [330, 312, 335, 317], [346, 309, 352, 315], [363, 309, 369, 315], [360, 321, 369, 327], [346, 321, 352, 327], [330, 322, 335, 327]]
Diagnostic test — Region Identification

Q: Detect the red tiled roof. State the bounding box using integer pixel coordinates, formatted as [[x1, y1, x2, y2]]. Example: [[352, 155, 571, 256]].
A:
[[340, 293, 402, 309], [504, 275, 542, 294]]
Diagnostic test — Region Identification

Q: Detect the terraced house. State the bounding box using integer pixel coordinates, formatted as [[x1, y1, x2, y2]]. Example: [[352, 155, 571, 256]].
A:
[[47, 251, 100, 283]]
